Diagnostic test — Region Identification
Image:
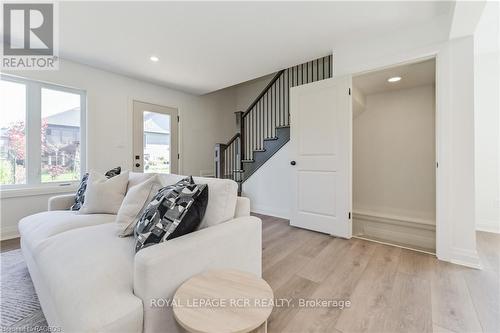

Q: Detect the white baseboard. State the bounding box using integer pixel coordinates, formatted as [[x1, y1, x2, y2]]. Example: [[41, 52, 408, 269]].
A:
[[476, 220, 500, 234], [1, 225, 20, 241], [250, 204, 290, 220], [353, 235, 435, 255], [353, 211, 436, 252], [449, 247, 482, 269]]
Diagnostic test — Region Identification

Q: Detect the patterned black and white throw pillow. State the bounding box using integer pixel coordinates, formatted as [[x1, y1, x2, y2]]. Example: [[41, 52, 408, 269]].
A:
[[134, 176, 208, 252], [70, 166, 121, 211]]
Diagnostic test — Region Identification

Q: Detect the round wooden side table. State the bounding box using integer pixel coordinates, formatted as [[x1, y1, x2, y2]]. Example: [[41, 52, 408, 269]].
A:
[[173, 270, 274, 333]]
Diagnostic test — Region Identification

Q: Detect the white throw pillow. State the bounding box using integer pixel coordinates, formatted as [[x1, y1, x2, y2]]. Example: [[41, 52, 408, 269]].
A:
[[127, 172, 156, 189], [116, 175, 162, 236], [79, 171, 129, 215]]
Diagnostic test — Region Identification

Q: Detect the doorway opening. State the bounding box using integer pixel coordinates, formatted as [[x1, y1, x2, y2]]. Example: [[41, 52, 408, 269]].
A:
[[132, 101, 179, 174], [352, 58, 436, 253]]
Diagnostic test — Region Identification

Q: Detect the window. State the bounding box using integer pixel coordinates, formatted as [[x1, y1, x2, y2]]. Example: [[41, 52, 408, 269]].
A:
[[0, 75, 86, 188], [0, 79, 26, 185]]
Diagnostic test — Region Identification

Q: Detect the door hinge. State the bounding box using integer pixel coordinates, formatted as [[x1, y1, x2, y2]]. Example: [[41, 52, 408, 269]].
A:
[[348, 88, 351, 95], [436, 162, 439, 168], [178, 153, 180, 159], [349, 212, 351, 219], [177, 115, 180, 122]]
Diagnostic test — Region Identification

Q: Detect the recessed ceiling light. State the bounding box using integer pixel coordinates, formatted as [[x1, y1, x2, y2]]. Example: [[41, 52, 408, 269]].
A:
[[387, 76, 401, 83], [150, 56, 159, 62]]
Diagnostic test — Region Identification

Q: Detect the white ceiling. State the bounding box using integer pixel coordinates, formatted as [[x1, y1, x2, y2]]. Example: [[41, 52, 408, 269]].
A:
[[353, 59, 436, 96], [53, 1, 453, 95]]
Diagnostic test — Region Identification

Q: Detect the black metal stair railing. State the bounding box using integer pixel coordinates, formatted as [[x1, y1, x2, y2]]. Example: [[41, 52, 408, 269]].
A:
[[215, 55, 332, 185], [215, 133, 241, 180]]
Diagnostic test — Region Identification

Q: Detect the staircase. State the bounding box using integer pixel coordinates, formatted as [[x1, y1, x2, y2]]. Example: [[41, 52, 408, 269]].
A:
[[215, 55, 333, 191]]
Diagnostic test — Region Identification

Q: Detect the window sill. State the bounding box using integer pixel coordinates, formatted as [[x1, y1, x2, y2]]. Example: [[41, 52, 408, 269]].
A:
[[0, 184, 78, 199]]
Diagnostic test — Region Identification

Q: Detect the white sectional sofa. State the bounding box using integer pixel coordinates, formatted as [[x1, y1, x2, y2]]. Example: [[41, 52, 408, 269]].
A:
[[19, 173, 262, 333]]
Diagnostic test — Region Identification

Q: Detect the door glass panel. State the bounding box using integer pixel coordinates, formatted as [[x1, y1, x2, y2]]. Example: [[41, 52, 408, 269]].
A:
[[0, 80, 26, 185], [143, 111, 170, 173], [41, 88, 81, 182]]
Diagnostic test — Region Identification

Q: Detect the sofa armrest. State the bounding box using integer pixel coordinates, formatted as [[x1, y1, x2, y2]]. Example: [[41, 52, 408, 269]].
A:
[[235, 196, 251, 217], [48, 194, 75, 211], [133, 216, 262, 333]]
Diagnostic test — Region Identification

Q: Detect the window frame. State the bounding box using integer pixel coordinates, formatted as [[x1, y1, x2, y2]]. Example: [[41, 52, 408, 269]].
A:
[[0, 74, 87, 190]]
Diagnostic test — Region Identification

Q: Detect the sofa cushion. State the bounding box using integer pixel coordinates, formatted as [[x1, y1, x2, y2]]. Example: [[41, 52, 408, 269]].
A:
[[33, 223, 142, 332], [19, 211, 116, 254], [158, 174, 238, 229]]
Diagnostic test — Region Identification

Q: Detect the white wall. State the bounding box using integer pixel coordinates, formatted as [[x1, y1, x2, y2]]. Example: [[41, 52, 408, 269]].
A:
[[353, 85, 436, 223], [1, 58, 237, 239], [474, 1, 500, 233], [445, 37, 478, 267], [352, 87, 366, 118], [242, 142, 292, 219], [235, 74, 275, 111]]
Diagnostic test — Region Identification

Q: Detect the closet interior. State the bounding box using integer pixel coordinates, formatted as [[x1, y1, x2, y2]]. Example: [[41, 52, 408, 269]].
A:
[[352, 58, 437, 253]]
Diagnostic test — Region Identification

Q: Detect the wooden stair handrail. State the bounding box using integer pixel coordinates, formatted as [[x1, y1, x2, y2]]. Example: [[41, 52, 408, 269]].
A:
[[224, 132, 241, 146], [242, 69, 285, 119]]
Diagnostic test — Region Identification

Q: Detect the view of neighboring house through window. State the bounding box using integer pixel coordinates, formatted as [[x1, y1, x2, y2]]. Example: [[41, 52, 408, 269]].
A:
[[143, 111, 170, 174], [41, 88, 82, 182], [0, 80, 26, 185], [0, 75, 86, 187]]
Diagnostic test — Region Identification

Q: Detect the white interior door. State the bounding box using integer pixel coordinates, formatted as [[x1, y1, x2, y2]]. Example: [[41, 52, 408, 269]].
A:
[[133, 101, 179, 174], [289, 76, 352, 238]]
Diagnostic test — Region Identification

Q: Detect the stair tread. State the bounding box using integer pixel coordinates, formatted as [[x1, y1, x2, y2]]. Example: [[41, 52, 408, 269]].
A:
[[276, 125, 290, 129], [254, 149, 266, 152], [242, 159, 255, 163], [264, 137, 278, 141], [223, 170, 244, 174]]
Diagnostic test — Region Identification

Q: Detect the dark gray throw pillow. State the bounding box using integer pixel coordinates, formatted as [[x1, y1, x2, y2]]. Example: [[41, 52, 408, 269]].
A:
[[134, 176, 208, 252], [70, 166, 121, 211]]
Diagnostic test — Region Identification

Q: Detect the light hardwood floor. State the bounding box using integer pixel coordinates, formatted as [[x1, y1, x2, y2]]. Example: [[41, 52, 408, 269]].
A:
[[1, 215, 498, 333], [257, 213, 500, 333]]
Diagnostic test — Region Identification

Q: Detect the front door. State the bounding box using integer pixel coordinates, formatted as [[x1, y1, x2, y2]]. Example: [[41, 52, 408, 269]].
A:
[[133, 101, 178, 174], [289, 76, 352, 238]]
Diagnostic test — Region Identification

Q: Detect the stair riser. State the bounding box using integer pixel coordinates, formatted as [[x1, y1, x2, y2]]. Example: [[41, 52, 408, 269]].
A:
[[243, 127, 289, 181]]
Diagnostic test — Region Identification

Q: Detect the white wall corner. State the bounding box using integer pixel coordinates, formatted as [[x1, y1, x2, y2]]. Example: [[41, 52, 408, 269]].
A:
[[449, 1, 486, 39], [476, 221, 500, 234], [449, 247, 482, 269], [442, 36, 478, 270]]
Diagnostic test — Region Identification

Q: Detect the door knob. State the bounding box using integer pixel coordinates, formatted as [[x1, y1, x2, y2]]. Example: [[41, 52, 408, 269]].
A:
[[135, 163, 141, 167], [290, 161, 296, 166]]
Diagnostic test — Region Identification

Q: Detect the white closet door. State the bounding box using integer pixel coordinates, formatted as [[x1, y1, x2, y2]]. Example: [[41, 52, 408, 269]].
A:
[[289, 76, 352, 238]]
